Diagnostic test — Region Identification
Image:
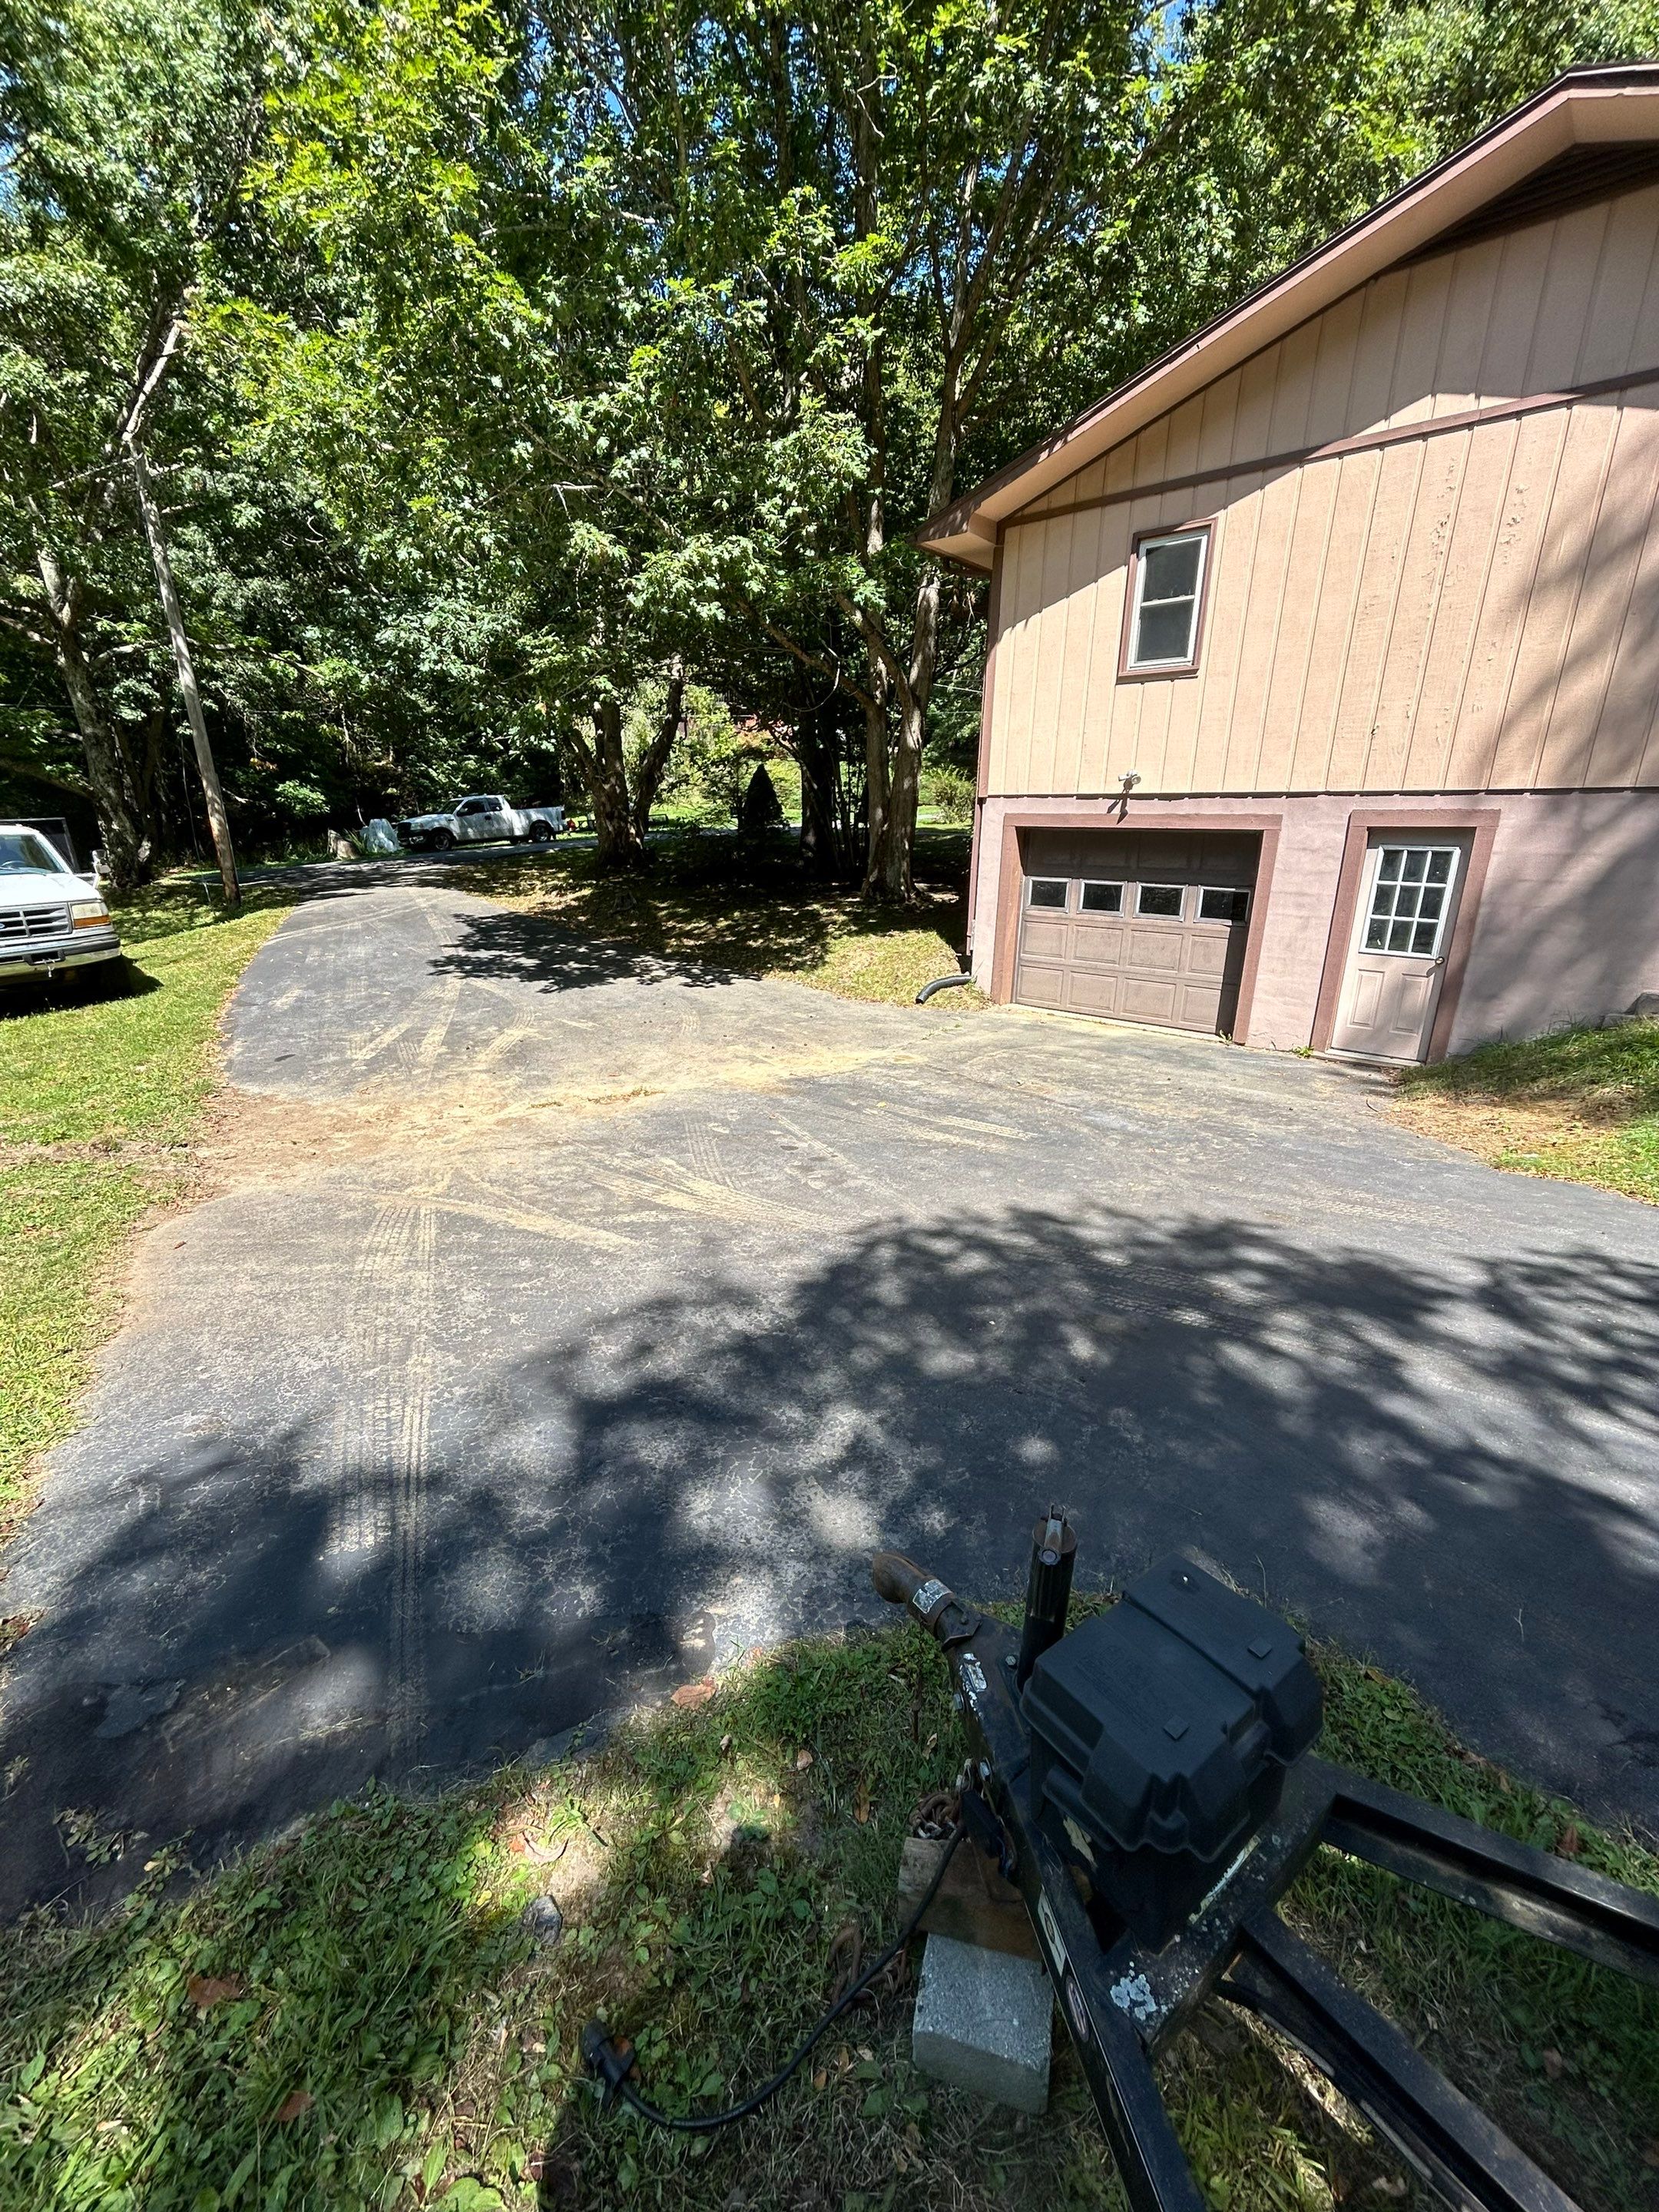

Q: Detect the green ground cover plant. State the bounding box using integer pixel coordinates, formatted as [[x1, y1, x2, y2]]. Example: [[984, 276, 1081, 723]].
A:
[[456, 831, 980, 1010], [2, 1622, 1652, 2212], [0, 884, 292, 1531], [1395, 1018, 1659, 1204]]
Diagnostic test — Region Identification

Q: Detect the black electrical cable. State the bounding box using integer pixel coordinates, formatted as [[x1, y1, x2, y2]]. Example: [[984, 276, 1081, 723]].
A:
[[584, 1822, 968, 2134]]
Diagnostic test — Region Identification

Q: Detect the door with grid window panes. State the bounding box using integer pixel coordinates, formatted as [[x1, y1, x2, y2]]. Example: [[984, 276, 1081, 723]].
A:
[[1330, 838, 1466, 1062]]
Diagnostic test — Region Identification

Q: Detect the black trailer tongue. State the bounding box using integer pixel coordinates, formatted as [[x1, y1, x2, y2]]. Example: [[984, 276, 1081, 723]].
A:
[[587, 1509, 1659, 2210], [870, 1511, 1659, 2212]]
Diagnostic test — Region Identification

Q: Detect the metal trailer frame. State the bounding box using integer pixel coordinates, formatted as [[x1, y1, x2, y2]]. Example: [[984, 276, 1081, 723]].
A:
[[877, 1562, 1659, 2212]]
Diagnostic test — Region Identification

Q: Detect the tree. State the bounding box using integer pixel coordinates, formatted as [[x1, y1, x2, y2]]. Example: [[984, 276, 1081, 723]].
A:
[[237, 0, 717, 866], [561, 652, 687, 861], [18, 0, 1643, 893], [546, 0, 1659, 899], [527, 0, 1422, 898], [0, 0, 270, 887]]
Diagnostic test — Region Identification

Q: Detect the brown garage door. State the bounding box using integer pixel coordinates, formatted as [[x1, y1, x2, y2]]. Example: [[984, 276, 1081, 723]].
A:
[[1015, 830, 1259, 1033]]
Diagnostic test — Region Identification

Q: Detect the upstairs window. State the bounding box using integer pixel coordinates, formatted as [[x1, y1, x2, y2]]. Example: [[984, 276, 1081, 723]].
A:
[[1125, 527, 1210, 673]]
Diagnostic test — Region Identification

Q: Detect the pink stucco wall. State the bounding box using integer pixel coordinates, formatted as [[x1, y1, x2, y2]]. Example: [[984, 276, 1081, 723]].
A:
[[1447, 788, 1659, 1051], [969, 789, 1659, 1057]]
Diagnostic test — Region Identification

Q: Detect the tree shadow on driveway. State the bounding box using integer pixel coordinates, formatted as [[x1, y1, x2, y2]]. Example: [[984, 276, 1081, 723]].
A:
[[426, 905, 752, 995], [3, 1200, 1657, 1917]]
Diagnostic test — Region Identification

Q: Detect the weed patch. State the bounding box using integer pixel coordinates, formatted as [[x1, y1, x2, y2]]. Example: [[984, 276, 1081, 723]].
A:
[[1395, 1018, 1659, 1204]]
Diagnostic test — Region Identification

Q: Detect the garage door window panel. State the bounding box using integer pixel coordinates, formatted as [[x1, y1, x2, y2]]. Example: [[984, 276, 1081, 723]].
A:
[[1124, 528, 1211, 673], [1080, 880, 1124, 912], [1199, 886, 1250, 923], [1028, 877, 1069, 909], [1137, 884, 1185, 918]]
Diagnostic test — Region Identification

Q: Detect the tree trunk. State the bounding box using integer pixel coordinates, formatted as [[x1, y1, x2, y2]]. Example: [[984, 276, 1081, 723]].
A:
[[628, 654, 685, 843], [859, 662, 892, 899], [128, 449, 240, 906], [882, 562, 944, 902], [587, 696, 645, 869], [796, 699, 839, 878], [863, 515, 954, 899], [35, 547, 151, 891], [134, 704, 167, 829], [862, 270, 965, 899]]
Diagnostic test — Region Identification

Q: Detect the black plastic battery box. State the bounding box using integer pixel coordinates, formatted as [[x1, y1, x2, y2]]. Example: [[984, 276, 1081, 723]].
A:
[[1022, 1556, 1323, 1948]]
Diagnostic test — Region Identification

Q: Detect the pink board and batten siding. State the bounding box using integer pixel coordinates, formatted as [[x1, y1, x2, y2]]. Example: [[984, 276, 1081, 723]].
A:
[[987, 178, 1659, 803]]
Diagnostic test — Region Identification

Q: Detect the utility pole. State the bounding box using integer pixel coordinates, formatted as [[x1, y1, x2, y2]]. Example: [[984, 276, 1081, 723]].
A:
[[126, 446, 240, 906], [118, 310, 239, 906]]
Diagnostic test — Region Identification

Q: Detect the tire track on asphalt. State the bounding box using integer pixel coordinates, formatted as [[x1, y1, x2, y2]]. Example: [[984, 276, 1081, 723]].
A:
[[387, 1196, 435, 1769], [683, 1108, 731, 1191], [325, 1197, 438, 1770]]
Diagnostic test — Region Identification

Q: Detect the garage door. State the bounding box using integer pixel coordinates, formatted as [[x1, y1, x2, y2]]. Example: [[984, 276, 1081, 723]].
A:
[[1014, 830, 1259, 1033]]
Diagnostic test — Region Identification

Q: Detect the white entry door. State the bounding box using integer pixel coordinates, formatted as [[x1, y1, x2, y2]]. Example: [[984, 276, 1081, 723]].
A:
[[1330, 839, 1465, 1062]]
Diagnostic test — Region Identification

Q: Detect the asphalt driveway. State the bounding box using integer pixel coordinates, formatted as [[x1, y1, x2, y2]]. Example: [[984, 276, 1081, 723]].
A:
[[3, 877, 1657, 1912]]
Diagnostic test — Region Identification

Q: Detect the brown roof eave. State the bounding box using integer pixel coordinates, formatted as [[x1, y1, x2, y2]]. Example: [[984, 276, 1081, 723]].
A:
[[918, 61, 1659, 555], [912, 525, 995, 571]]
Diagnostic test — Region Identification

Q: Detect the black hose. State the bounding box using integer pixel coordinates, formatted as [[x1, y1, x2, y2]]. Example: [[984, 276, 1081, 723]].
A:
[[916, 972, 970, 1004], [584, 1823, 967, 2134]]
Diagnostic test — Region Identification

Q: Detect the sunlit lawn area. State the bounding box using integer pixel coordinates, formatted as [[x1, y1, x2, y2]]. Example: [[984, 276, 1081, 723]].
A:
[[0, 1620, 1654, 2212], [1395, 1017, 1659, 1204], [0, 884, 293, 1532], [455, 829, 981, 1010]]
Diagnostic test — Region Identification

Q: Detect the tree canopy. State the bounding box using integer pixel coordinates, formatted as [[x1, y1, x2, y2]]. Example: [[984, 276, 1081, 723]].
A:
[[5, 0, 1657, 887]]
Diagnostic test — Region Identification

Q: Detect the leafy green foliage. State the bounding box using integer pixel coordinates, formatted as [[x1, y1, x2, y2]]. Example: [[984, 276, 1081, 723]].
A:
[[9, 0, 1659, 882]]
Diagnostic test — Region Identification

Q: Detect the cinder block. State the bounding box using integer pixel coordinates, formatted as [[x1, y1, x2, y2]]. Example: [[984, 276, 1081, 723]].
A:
[[912, 1932, 1053, 2113]]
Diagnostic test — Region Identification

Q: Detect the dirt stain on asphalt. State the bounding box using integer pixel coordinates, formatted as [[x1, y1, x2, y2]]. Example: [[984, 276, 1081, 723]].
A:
[[194, 1040, 942, 1194]]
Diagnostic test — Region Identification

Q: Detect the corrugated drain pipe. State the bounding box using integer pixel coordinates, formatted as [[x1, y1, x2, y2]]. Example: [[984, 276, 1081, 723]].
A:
[[915, 971, 971, 1004]]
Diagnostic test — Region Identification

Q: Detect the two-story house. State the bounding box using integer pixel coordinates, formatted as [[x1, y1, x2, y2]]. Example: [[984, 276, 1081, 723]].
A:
[[923, 65, 1659, 1062]]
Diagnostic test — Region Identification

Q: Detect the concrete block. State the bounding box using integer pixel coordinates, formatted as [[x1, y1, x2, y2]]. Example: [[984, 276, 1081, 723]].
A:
[[911, 1932, 1052, 2114]]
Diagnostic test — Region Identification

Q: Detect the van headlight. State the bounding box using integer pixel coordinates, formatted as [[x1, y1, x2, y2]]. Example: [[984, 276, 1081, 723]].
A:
[[69, 899, 110, 929]]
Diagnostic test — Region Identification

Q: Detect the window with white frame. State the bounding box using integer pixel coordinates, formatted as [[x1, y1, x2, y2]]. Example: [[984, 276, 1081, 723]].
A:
[[1079, 880, 1124, 913], [1198, 886, 1250, 924], [1126, 529, 1210, 671], [1363, 846, 1459, 956]]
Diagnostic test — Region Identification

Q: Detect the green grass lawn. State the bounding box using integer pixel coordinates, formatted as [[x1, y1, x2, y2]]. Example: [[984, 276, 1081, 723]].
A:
[[0, 1620, 1652, 2212], [1396, 1017, 1659, 1204], [0, 883, 293, 1533], [455, 830, 982, 1010]]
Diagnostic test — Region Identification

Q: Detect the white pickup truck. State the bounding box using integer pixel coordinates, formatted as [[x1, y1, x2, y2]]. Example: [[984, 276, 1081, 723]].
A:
[[394, 794, 565, 853], [0, 822, 121, 986]]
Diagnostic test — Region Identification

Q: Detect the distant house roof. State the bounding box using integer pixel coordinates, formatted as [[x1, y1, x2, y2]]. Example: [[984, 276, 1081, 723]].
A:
[[918, 64, 1659, 571]]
